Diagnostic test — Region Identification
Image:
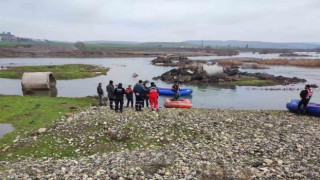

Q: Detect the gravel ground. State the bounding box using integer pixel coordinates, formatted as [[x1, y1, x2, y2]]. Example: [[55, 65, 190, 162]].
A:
[[0, 106, 319, 179]]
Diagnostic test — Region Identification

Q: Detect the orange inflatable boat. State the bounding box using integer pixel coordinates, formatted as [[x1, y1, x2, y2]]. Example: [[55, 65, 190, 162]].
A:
[[164, 99, 192, 109]]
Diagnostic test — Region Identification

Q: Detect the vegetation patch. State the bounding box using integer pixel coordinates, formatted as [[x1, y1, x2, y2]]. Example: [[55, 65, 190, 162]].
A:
[[0, 95, 91, 160], [258, 58, 320, 67], [0, 64, 108, 79], [227, 79, 277, 86]]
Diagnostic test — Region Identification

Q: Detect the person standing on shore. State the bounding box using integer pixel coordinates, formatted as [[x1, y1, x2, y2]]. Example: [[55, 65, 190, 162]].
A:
[[298, 84, 313, 114], [97, 83, 104, 106], [114, 83, 126, 113], [142, 81, 149, 108], [125, 85, 134, 108], [134, 80, 144, 111], [147, 82, 159, 111], [106, 80, 115, 109]]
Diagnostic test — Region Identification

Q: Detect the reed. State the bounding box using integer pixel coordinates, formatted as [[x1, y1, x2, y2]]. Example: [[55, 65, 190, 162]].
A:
[[258, 59, 320, 67], [217, 59, 243, 67]]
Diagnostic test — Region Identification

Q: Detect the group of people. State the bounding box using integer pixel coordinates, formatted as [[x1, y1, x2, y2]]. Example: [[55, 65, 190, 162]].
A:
[[97, 80, 164, 112], [99, 80, 314, 114]]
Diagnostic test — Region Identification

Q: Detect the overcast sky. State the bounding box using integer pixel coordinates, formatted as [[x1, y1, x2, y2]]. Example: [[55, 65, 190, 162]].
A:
[[1, 0, 319, 42]]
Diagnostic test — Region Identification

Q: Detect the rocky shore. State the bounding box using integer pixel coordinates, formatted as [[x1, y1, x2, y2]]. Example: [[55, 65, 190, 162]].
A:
[[1, 107, 319, 179]]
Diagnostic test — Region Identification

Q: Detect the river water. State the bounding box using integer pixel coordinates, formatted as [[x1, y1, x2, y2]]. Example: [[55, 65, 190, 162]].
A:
[[0, 53, 319, 110], [0, 124, 14, 138]]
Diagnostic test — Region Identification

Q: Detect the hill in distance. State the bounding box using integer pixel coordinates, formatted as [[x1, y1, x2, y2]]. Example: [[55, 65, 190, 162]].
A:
[[183, 40, 320, 49], [83, 40, 320, 49]]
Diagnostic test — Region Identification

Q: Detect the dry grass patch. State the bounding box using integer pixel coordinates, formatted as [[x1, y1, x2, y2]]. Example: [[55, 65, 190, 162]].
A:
[[218, 59, 243, 67], [258, 59, 320, 67]]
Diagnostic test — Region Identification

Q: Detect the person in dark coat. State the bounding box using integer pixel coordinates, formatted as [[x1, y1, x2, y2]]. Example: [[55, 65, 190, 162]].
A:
[[106, 80, 115, 109], [97, 83, 104, 106], [141, 81, 149, 108], [114, 83, 126, 112], [172, 81, 180, 101], [125, 85, 134, 108], [133, 80, 144, 111], [298, 84, 313, 114]]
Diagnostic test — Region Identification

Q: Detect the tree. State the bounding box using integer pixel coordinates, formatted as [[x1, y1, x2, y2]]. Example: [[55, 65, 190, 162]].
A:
[[74, 41, 86, 50], [205, 46, 212, 53]]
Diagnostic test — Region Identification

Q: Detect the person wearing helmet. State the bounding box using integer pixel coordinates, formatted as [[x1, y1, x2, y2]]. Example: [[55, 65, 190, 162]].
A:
[[114, 83, 126, 112]]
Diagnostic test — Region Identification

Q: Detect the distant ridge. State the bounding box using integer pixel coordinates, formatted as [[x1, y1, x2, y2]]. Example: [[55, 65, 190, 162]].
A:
[[84, 40, 139, 45], [183, 40, 320, 49], [83, 40, 320, 49]]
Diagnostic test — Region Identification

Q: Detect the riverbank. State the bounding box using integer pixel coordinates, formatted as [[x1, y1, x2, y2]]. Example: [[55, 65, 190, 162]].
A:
[[0, 96, 319, 179], [0, 64, 108, 79], [0, 46, 224, 58]]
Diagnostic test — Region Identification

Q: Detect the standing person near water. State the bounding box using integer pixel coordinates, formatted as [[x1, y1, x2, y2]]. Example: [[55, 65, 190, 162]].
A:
[[106, 80, 115, 109], [134, 80, 144, 111], [172, 81, 180, 101], [147, 82, 160, 111], [125, 85, 134, 108], [97, 83, 104, 106], [142, 81, 149, 108], [298, 84, 313, 114], [114, 83, 126, 113]]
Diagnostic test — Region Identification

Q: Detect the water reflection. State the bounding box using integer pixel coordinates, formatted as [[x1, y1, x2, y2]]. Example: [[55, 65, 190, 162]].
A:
[[22, 87, 58, 97], [0, 124, 14, 138]]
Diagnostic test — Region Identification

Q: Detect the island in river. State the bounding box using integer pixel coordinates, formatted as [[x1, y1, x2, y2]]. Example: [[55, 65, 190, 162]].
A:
[[151, 56, 307, 86]]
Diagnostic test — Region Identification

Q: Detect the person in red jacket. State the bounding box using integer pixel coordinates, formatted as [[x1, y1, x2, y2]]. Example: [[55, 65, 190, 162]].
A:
[[147, 82, 160, 111], [125, 85, 134, 108]]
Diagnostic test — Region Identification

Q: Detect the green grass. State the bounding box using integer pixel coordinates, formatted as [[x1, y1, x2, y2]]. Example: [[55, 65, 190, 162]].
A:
[[0, 64, 108, 79], [0, 41, 31, 47], [0, 95, 92, 160], [0, 41, 74, 47], [227, 79, 277, 86]]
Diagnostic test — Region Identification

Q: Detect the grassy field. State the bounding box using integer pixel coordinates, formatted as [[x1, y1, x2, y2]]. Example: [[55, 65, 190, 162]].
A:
[[0, 41, 74, 47], [0, 41, 31, 47], [0, 95, 92, 160], [0, 64, 108, 79]]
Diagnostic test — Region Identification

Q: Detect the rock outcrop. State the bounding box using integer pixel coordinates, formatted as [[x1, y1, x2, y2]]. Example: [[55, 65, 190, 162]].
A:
[[154, 66, 306, 85], [151, 55, 196, 66]]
